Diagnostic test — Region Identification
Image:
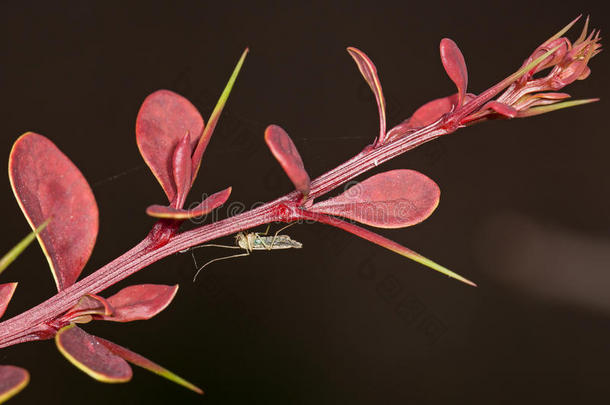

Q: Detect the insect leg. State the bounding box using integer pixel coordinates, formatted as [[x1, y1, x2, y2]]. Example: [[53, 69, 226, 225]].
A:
[[260, 224, 271, 236], [193, 251, 250, 282], [188, 243, 242, 272], [268, 222, 297, 250], [190, 244, 242, 250]]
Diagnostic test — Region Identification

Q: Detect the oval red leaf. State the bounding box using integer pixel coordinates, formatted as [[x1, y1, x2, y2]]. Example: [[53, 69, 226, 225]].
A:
[[309, 169, 440, 228], [99, 284, 178, 322], [146, 186, 231, 219], [55, 324, 132, 383], [0, 365, 29, 403], [386, 93, 478, 141], [405, 94, 458, 128], [485, 101, 518, 118], [440, 38, 468, 107], [0, 283, 18, 319], [136, 90, 204, 202], [347, 47, 387, 145], [264, 125, 310, 196], [9, 133, 99, 291]]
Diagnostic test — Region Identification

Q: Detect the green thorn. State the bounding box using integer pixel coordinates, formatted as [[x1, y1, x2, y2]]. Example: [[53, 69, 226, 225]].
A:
[[543, 15, 581, 46], [191, 48, 249, 183], [0, 219, 50, 275], [400, 250, 478, 287], [519, 98, 599, 117]]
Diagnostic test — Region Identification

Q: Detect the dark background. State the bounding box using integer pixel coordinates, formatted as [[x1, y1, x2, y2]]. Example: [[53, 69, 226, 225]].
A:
[[1, 1, 609, 404]]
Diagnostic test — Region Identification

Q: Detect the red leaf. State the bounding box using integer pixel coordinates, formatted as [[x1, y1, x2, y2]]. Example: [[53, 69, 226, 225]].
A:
[[146, 187, 231, 219], [408, 94, 458, 127], [145, 205, 190, 220], [485, 101, 518, 118], [309, 169, 440, 228], [386, 93, 478, 140], [264, 125, 310, 196], [534, 92, 571, 100], [136, 90, 204, 203], [0, 365, 29, 403], [63, 294, 114, 323], [97, 284, 179, 322], [440, 38, 468, 107], [347, 47, 387, 145], [55, 324, 132, 383], [96, 337, 203, 394], [0, 283, 17, 319], [300, 211, 476, 286], [171, 132, 193, 209], [9, 133, 99, 291]]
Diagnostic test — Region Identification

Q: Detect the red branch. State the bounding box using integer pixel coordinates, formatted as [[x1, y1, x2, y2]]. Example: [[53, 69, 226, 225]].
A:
[[0, 120, 448, 348], [0, 17, 601, 349]]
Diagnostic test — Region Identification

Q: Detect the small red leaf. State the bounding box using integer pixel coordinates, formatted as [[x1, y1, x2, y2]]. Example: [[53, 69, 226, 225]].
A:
[[309, 169, 440, 228], [386, 93, 477, 140], [264, 125, 310, 196], [9, 133, 99, 291], [187, 187, 232, 216], [55, 324, 132, 383], [63, 294, 114, 322], [96, 338, 203, 394], [300, 211, 476, 286], [136, 90, 204, 202], [171, 132, 193, 209], [347, 47, 387, 145], [485, 101, 518, 118], [98, 284, 178, 322], [440, 38, 468, 106], [534, 92, 571, 100], [407, 94, 458, 128], [145, 205, 190, 219], [387, 94, 459, 140], [0, 283, 17, 319], [0, 365, 29, 403], [146, 187, 231, 219]]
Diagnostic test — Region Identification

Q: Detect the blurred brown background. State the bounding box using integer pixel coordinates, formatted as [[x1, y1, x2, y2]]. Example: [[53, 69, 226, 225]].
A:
[[1, 1, 609, 404]]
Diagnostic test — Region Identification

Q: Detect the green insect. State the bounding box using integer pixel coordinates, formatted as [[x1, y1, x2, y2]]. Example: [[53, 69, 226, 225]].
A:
[[190, 224, 302, 281]]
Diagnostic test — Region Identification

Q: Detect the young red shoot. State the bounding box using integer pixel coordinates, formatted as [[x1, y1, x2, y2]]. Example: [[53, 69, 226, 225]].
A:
[[347, 47, 387, 145], [264, 125, 311, 197]]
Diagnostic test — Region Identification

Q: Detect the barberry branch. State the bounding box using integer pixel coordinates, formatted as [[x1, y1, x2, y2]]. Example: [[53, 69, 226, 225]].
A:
[[0, 16, 601, 398]]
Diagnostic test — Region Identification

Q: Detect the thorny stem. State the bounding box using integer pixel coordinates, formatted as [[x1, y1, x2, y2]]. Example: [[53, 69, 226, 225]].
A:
[[0, 118, 449, 348]]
